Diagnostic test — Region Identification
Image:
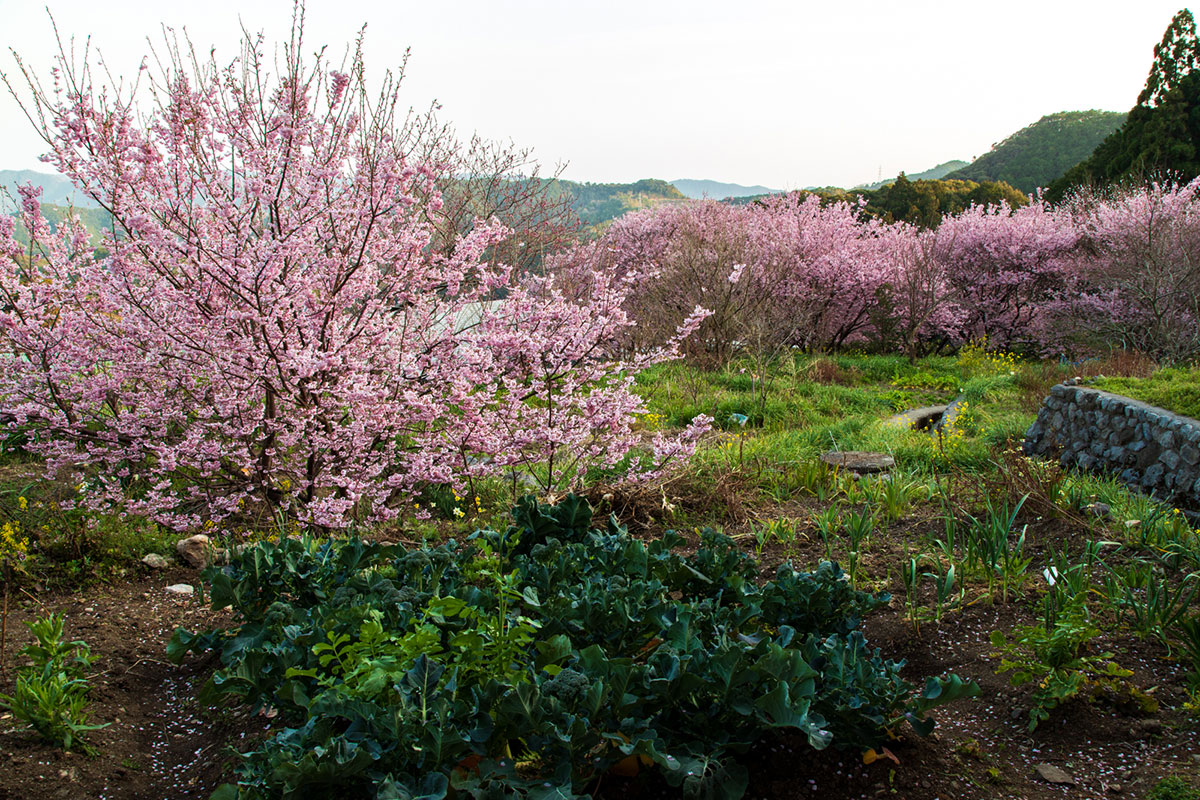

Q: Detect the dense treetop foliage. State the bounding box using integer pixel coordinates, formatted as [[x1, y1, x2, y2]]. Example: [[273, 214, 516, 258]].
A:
[[860, 175, 1028, 228], [786, 176, 1028, 228], [945, 111, 1126, 194], [1047, 10, 1200, 201]]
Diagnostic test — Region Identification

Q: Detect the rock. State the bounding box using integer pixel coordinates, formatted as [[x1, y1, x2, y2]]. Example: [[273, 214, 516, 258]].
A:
[[165, 583, 194, 597], [141, 553, 171, 569], [1125, 519, 1141, 530], [1182, 444, 1200, 466], [938, 395, 969, 430], [820, 451, 895, 474], [176, 534, 212, 568], [1107, 781, 1122, 794], [1085, 502, 1112, 519], [1137, 718, 1163, 737], [1143, 463, 1165, 487], [886, 405, 947, 431], [1034, 764, 1076, 786]]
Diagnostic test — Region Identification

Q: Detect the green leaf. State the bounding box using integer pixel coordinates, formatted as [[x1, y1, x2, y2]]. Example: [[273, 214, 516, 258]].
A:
[[209, 784, 240, 800], [534, 634, 572, 670], [754, 683, 811, 729], [520, 586, 541, 607]]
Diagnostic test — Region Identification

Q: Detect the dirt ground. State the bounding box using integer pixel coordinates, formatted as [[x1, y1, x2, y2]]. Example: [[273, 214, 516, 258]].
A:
[[0, 546, 1197, 800], [0, 568, 252, 800]]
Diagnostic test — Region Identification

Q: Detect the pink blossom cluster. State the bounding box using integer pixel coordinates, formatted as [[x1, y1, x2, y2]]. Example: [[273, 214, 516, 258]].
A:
[[1056, 180, 1200, 361], [553, 194, 1106, 359], [0, 34, 710, 531]]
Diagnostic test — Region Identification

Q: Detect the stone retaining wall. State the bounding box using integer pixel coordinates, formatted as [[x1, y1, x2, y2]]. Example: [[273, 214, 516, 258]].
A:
[[1023, 383, 1200, 506]]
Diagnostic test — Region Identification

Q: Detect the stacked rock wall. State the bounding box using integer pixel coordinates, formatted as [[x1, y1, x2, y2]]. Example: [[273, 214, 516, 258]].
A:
[[1023, 383, 1200, 506]]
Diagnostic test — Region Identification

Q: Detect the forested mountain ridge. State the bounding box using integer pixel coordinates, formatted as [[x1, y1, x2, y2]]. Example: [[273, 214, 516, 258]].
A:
[[1, 169, 99, 209], [946, 110, 1126, 193], [671, 178, 779, 199], [555, 178, 686, 226], [855, 160, 969, 191]]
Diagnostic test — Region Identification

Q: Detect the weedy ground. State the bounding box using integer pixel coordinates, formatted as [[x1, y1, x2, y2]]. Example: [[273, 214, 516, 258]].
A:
[[0, 350, 1198, 800]]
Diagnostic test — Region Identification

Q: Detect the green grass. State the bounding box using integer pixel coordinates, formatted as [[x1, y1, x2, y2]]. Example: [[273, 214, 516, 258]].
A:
[[1092, 367, 1200, 420], [635, 353, 1035, 482]]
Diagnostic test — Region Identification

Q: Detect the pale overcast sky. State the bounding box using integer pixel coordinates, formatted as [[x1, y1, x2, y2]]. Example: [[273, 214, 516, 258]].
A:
[[0, 1, 1191, 189]]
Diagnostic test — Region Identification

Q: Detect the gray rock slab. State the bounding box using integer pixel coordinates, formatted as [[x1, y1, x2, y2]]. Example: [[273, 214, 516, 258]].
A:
[[820, 451, 895, 474]]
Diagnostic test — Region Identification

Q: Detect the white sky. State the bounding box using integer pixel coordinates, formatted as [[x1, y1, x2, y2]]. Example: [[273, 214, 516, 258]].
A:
[[0, 0, 1190, 189]]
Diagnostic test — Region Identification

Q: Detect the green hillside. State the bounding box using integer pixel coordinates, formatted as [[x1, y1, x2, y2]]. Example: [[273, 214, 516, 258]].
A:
[[947, 110, 1126, 194], [0, 169, 98, 208], [856, 160, 969, 191], [556, 178, 686, 226], [7, 204, 113, 248], [671, 178, 779, 199]]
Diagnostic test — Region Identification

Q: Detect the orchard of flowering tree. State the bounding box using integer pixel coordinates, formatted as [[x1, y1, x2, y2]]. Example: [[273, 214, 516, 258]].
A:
[[552, 185, 1200, 366], [1, 7, 1200, 800]]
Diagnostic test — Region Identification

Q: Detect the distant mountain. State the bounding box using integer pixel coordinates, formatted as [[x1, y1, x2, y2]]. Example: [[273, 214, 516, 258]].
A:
[[855, 160, 969, 191], [555, 178, 686, 226], [670, 179, 780, 199], [947, 110, 1126, 194], [0, 169, 98, 210]]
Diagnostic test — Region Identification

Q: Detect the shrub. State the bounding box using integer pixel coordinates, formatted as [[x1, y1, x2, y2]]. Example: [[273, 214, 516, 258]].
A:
[[0, 613, 106, 752], [1149, 776, 1200, 800], [990, 599, 1132, 731], [170, 495, 978, 800]]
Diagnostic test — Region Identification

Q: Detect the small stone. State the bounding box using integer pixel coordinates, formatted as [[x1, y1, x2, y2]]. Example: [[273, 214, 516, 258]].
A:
[[176, 534, 212, 569], [1108, 782, 1122, 794], [141, 553, 171, 569], [819, 450, 895, 474], [1125, 519, 1141, 529], [1034, 764, 1075, 786], [1085, 502, 1112, 519], [165, 583, 194, 597]]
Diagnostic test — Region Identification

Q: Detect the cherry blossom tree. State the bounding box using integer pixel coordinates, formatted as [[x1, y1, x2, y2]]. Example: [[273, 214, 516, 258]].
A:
[[0, 14, 709, 531], [879, 223, 967, 361], [1057, 179, 1200, 361], [553, 194, 911, 359], [935, 201, 1079, 350]]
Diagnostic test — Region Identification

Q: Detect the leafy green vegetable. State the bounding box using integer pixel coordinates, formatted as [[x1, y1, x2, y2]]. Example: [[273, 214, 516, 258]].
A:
[[172, 495, 978, 799]]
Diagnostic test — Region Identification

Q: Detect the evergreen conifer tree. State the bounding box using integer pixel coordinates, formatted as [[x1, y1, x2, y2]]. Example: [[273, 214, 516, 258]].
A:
[[1046, 9, 1200, 201]]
